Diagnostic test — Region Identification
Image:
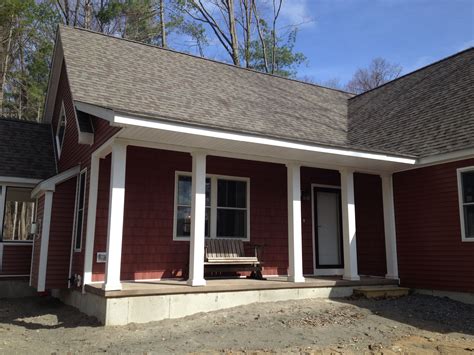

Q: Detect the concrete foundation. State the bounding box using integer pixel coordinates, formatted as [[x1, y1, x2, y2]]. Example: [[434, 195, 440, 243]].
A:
[[56, 285, 355, 325]]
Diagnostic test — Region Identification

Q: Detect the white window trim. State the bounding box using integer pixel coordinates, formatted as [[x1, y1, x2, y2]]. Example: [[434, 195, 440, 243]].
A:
[[55, 102, 67, 158], [72, 169, 87, 252], [173, 171, 250, 242], [457, 166, 474, 242]]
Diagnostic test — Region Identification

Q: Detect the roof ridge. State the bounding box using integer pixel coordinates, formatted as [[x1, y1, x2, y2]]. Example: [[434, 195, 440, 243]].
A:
[[58, 25, 353, 97], [349, 46, 474, 100]]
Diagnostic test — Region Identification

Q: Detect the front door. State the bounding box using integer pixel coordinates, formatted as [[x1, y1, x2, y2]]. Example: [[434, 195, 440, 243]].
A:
[[313, 187, 344, 272]]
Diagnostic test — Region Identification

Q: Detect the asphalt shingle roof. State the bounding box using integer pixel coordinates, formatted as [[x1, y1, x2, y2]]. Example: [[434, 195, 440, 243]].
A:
[[58, 26, 473, 159], [348, 48, 474, 157], [58, 26, 363, 153], [0, 118, 56, 179]]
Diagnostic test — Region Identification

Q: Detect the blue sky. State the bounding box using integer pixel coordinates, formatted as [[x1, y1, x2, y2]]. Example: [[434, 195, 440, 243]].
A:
[[172, 0, 473, 84], [285, 0, 474, 83]]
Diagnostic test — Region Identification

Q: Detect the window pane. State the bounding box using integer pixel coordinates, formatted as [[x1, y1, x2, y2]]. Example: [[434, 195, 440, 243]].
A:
[[217, 209, 246, 238], [177, 206, 191, 237], [78, 173, 86, 210], [464, 205, 474, 239], [178, 176, 211, 207], [176, 206, 210, 237], [217, 180, 246, 208], [462, 172, 474, 203], [206, 179, 211, 206], [2, 187, 35, 241], [57, 113, 66, 146], [178, 176, 192, 206], [75, 210, 83, 249]]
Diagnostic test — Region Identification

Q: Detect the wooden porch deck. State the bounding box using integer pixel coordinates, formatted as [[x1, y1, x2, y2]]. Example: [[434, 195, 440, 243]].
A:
[[86, 276, 398, 298]]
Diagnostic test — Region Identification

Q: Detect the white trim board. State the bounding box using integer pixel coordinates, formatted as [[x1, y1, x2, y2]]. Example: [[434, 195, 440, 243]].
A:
[[114, 114, 416, 165], [457, 166, 474, 242], [0, 177, 41, 186], [32, 166, 80, 198]]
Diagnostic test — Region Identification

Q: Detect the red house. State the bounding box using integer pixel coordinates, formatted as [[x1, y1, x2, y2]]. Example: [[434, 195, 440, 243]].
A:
[[1, 26, 472, 324]]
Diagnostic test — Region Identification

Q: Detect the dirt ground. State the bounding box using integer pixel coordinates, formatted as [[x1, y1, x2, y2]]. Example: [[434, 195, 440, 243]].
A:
[[0, 294, 473, 354]]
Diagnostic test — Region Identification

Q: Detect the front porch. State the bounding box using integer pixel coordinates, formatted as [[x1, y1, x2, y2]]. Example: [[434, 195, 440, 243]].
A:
[[59, 276, 398, 325], [81, 138, 403, 292]]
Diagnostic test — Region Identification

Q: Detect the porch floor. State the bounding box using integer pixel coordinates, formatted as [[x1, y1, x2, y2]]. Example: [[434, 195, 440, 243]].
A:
[[86, 276, 398, 298]]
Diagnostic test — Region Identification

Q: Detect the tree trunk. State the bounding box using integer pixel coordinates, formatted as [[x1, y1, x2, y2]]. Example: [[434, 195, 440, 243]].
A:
[[84, 0, 92, 29], [271, 0, 282, 74], [0, 15, 14, 115], [226, 0, 240, 66], [160, 0, 167, 47], [252, 1, 269, 73]]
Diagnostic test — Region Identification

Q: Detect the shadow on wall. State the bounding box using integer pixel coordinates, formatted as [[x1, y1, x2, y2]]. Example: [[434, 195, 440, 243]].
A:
[[0, 296, 101, 330], [332, 293, 474, 336]]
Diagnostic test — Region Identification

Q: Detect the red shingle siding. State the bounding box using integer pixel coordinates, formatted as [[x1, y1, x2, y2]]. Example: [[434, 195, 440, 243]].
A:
[[0, 244, 32, 276], [394, 159, 474, 293], [91, 147, 385, 281], [46, 61, 120, 285], [354, 173, 387, 277], [45, 178, 76, 289], [30, 195, 44, 288]]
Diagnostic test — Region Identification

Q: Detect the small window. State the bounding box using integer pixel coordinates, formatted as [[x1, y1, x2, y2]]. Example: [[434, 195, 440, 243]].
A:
[[1, 187, 36, 242], [73, 170, 87, 251], [458, 167, 474, 241], [56, 104, 67, 157], [174, 173, 249, 240]]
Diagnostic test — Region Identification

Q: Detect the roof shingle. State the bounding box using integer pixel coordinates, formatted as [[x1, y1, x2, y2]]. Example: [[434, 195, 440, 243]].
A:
[[0, 118, 56, 179], [58, 26, 474, 159]]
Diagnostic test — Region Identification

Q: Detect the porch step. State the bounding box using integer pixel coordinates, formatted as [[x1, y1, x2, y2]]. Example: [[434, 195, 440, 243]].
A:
[[353, 286, 410, 299]]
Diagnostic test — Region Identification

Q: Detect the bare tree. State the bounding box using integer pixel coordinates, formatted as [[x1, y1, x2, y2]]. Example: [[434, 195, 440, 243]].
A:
[[346, 57, 402, 94]]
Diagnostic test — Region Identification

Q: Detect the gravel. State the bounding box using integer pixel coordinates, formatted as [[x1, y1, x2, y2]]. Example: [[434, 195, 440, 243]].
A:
[[0, 294, 473, 354]]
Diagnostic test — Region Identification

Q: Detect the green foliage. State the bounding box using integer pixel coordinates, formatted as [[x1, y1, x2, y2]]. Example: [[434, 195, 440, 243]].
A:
[[248, 26, 306, 77], [0, 0, 307, 121]]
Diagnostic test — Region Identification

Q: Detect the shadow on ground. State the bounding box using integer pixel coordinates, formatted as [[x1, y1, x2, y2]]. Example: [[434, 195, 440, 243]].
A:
[[334, 293, 474, 336], [0, 296, 100, 330]]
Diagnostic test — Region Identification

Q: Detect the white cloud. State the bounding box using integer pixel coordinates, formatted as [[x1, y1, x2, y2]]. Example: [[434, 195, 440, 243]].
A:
[[279, 0, 316, 28]]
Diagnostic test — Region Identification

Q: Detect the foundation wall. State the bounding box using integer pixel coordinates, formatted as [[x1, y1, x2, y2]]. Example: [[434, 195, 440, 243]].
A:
[[56, 286, 355, 326]]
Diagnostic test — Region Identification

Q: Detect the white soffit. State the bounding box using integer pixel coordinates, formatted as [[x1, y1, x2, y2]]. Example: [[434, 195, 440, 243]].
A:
[[114, 114, 416, 173]]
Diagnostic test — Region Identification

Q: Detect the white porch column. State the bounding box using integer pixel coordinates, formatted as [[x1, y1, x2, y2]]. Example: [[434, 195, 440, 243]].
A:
[[187, 151, 207, 286], [83, 154, 100, 288], [103, 142, 127, 291], [381, 174, 399, 279], [38, 190, 54, 292], [340, 169, 360, 281], [286, 163, 305, 283]]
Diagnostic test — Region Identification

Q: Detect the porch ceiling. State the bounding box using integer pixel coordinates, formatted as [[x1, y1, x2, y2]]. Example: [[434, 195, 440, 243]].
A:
[[117, 123, 415, 174]]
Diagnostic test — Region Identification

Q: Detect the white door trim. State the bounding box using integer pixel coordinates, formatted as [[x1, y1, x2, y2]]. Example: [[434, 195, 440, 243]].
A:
[[311, 184, 344, 276]]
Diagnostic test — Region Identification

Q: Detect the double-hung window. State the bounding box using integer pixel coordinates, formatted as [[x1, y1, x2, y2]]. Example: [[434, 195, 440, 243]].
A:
[[457, 167, 474, 242], [174, 173, 249, 240], [73, 169, 87, 251]]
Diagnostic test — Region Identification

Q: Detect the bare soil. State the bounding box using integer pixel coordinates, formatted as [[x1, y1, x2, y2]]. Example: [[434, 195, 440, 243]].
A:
[[0, 294, 473, 354]]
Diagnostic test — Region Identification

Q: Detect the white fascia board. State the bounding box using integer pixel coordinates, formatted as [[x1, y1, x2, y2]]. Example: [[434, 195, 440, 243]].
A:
[[75, 101, 115, 122], [114, 114, 416, 165], [416, 147, 474, 166], [43, 31, 63, 124], [31, 166, 80, 198], [0, 177, 41, 186]]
